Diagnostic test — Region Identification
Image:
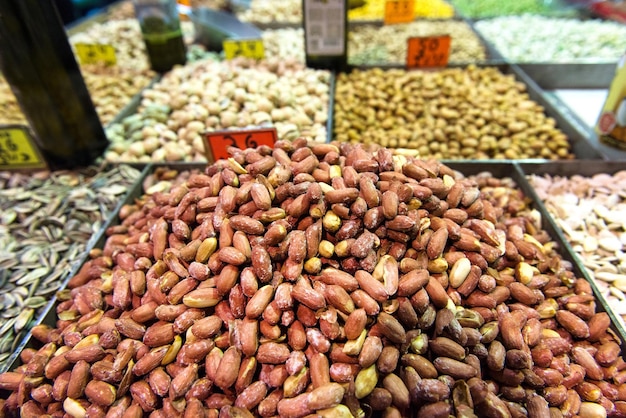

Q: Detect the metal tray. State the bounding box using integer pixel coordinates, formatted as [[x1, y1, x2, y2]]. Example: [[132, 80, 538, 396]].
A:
[[517, 160, 626, 342], [445, 160, 626, 348], [539, 92, 626, 161], [3, 160, 626, 379], [104, 74, 161, 129], [335, 63, 603, 160], [0, 164, 153, 375], [516, 63, 616, 90], [508, 64, 604, 160]]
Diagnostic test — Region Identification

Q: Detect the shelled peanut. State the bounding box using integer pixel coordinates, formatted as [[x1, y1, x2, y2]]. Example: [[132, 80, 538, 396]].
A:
[[107, 1, 136, 21], [348, 0, 455, 20], [529, 171, 626, 324], [2, 141, 626, 418], [104, 57, 330, 163], [334, 66, 573, 160], [349, 20, 486, 65]]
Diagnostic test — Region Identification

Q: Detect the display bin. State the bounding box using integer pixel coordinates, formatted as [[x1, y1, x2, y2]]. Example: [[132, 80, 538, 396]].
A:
[[448, 161, 626, 345], [517, 160, 626, 333], [536, 93, 626, 161], [346, 18, 505, 67], [0, 164, 153, 375], [2, 159, 626, 387], [333, 64, 604, 160]]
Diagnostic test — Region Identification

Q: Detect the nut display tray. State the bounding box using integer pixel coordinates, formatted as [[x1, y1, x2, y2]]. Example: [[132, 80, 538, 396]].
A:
[[3, 159, 625, 384]]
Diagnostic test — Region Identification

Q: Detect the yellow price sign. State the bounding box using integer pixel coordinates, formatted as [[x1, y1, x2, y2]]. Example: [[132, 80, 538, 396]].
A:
[[74, 43, 117, 66], [384, 0, 415, 25], [223, 39, 265, 60], [0, 126, 46, 170]]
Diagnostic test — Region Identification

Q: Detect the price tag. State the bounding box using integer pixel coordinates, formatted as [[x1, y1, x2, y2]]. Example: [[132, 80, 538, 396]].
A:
[[223, 39, 265, 60], [0, 126, 46, 170], [74, 43, 117, 66], [384, 0, 415, 25], [203, 128, 277, 163], [406, 35, 451, 68]]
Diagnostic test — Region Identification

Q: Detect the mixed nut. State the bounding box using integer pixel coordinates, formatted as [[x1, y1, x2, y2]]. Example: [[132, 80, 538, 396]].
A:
[[236, 0, 302, 24], [1, 141, 625, 418], [0, 165, 141, 371], [334, 66, 573, 159], [105, 57, 330, 163], [451, 0, 578, 18], [348, 0, 455, 20], [529, 171, 626, 324], [475, 16, 626, 62], [348, 21, 487, 66]]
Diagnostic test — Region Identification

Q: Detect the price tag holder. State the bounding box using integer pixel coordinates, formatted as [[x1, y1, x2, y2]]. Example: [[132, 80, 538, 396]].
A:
[[406, 35, 451, 68], [203, 128, 277, 163], [0, 126, 46, 170], [384, 0, 415, 25], [223, 39, 265, 60], [74, 43, 117, 66]]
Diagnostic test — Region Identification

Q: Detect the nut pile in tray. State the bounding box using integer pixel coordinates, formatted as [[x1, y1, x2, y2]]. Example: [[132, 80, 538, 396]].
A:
[[334, 66, 573, 160], [1, 141, 625, 417], [105, 58, 331, 163]]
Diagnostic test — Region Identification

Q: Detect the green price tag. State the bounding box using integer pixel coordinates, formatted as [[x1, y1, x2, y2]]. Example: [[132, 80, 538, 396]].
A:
[[0, 126, 46, 170], [223, 39, 265, 60], [74, 43, 117, 66]]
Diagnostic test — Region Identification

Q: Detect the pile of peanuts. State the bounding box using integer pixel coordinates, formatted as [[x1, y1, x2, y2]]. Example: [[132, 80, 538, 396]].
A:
[[348, 21, 487, 65], [1, 140, 625, 418], [334, 66, 573, 160], [104, 57, 330, 163], [348, 0, 455, 20]]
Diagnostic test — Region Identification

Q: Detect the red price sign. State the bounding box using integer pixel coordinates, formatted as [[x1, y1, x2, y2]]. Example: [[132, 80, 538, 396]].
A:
[[203, 128, 277, 162], [406, 35, 451, 69], [384, 0, 415, 25]]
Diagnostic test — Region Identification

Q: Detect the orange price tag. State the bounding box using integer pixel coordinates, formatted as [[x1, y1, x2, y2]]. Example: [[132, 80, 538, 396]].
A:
[[406, 35, 451, 68], [384, 0, 415, 25], [203, 128, 277, 163]]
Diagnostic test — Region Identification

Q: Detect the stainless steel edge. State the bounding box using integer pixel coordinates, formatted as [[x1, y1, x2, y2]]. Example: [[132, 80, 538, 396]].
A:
[[444, 160, 626, 348], [517, 63, 616, 90]]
